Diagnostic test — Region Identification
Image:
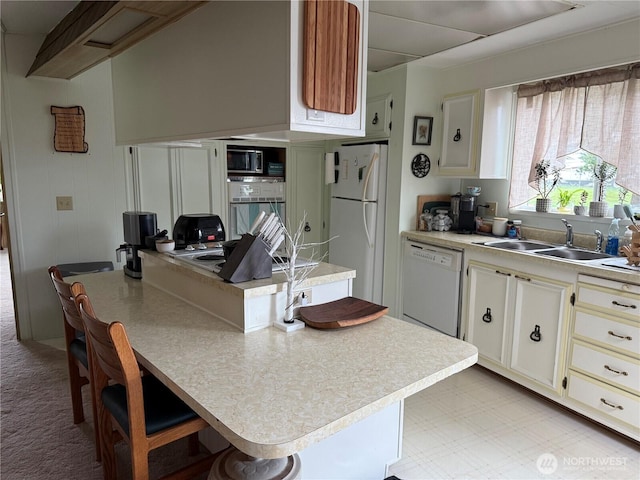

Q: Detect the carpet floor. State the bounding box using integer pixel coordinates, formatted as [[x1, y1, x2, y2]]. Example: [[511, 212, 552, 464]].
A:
[[0, 251, 209, 479]]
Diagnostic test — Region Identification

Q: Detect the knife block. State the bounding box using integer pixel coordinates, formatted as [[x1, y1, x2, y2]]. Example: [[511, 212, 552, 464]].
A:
[[218, 234, 272, 283]]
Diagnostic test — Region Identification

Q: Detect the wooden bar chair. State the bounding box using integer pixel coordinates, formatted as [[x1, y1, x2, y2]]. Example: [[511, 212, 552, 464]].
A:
[[73, 288, 214, 480], [48, 266, 101, 461]]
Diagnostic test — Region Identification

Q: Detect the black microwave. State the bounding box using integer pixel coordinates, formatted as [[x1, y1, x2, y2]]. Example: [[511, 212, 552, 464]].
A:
[[227, 148, 264, 174]]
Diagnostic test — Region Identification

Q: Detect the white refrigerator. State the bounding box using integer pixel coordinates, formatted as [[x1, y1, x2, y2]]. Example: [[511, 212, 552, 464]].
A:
[[329, 143, 388, 304]]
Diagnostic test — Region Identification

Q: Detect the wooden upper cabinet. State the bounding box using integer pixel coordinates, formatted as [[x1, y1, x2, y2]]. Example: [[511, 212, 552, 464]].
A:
[[303, 0, 360, 115]]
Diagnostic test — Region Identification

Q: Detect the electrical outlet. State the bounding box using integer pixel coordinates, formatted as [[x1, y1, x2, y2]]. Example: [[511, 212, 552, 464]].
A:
[[485, 201, 498, 217], [299, 289, 313, 306], [56, 196, 73, 211]]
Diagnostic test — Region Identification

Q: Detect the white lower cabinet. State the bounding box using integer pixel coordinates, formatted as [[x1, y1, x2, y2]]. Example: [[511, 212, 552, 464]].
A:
[[466, 260, 572, 395], [566, 274, 640, 440], [466, 265, 509, 364]]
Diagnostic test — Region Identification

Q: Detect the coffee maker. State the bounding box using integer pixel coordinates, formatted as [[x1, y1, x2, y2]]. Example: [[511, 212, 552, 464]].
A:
[[116, 211, 157, 279], [458, 194, 477, 234]]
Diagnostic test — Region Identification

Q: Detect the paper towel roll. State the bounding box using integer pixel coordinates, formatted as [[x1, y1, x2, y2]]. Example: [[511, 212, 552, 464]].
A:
[[325, 153, 335, 185]]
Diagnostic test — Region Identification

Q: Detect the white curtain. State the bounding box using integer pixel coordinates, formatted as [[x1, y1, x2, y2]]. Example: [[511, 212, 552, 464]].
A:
[[509, 64, 640, 208]]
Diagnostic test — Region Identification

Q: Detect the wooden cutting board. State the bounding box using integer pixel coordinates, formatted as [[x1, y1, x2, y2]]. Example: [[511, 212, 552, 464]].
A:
[[416, 194, 452, 229], [303, 0, 360, 114], [299, 297, 388, 329]]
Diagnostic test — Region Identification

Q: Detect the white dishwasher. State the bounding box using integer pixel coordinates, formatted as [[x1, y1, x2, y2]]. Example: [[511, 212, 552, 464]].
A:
[[402, 239, 463, 337]]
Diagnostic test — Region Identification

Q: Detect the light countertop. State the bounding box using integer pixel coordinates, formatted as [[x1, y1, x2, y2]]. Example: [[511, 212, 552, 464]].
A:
[[402, 230, 640, 285], [71, 270, 478, 459]]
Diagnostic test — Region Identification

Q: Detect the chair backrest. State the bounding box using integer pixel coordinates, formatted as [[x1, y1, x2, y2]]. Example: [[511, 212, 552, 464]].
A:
[[73, 290, 139, 386], [74, 288, 147, 441], [48, 266, 86, 332]]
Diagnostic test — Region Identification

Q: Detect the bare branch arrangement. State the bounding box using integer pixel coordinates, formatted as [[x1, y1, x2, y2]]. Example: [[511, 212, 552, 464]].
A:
[[271, 212, 336, 324]]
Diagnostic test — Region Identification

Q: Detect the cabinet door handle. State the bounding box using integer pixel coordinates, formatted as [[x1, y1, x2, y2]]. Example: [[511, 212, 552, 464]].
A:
[[608, 330, 632, 341], [600, 398, 624, 410], [482, 308, 492, 323], [612, 300, 637, 309], [604, 365, 628, 376], [372, 112, 379, 125], [453, 128, 461, 142], [304, 222, 311, 232], [515, 275, 531, 281], [529, 325, 541, 342], [495, 270, 511, 276]]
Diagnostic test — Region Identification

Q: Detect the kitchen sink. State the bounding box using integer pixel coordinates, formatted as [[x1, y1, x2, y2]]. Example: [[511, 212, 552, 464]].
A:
[[482, 240, 555, 251], [534, 248, 613, 261]]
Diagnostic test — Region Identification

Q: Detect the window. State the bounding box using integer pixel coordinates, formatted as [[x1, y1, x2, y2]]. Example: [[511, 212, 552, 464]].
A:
[[509, 64, 640, 213]]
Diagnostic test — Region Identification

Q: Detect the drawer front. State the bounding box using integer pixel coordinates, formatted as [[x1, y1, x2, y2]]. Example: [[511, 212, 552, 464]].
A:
[[568, 372, 640, 430], [573, 309, 640, 358], [578, 274, 640, 295], [576, 284, 640, 321], [570, 342, 640, 394]]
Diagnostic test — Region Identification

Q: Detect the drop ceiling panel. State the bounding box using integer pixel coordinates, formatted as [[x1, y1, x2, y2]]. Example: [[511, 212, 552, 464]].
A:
[[368, 49, 420, 72], [369, 1, 575, 35], [368, 11, 481, 57]]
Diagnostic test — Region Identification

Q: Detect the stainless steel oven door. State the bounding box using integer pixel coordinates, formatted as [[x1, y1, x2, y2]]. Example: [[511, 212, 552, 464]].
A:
[[228, 202, 285, 240]]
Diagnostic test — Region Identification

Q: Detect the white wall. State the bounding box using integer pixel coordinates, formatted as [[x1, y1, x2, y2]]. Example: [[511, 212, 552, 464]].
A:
[[1, 33, 128, 340]]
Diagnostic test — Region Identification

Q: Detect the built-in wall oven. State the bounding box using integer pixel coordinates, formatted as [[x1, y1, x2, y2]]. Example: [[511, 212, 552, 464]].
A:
[[228, 178, 285, 239]]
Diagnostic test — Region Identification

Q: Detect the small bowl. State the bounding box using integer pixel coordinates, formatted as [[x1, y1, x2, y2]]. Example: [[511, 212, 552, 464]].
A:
[[155, 239, 175, 253]]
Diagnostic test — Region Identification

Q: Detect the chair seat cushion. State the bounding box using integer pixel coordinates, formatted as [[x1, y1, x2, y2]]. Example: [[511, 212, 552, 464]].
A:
[[69, 338, 88, 369], [102, 375, 199, 437]]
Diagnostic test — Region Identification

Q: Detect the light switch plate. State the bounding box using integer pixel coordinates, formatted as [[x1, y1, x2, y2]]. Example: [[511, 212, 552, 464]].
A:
[[486, 201, 497, 217], [56, 196, 73, 211]]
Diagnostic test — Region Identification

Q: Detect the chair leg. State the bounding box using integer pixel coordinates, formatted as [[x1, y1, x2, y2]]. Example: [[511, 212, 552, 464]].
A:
[[90, 387, 101, 462], [130, 445, 150, 480], [66, 353, 85, 424], [98, 405, 117, 480], [188, 433, 200, 456]]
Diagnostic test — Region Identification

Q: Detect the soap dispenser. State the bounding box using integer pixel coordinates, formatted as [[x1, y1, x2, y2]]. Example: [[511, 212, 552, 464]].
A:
[[605, 218, 620, 255]]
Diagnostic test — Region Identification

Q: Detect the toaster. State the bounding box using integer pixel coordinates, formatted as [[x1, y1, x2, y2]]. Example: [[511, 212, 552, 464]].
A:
[[172, 214, 226, 249]]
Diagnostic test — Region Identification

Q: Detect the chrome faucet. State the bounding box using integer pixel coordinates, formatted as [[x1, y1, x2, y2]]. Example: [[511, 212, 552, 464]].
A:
[[561, 219, 573, 247], [594, 230, 604, 252]]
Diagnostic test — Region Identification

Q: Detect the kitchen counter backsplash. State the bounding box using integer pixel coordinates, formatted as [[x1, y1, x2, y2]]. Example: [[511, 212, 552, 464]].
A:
[[519, 226, 598, 250]]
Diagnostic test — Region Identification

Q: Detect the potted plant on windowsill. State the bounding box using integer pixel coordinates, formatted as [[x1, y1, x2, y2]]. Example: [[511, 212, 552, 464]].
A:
[[573, 190, 589, 215], [533, 159, 561, 212], [589, 162, 617, 217], [557, 189, 577, 212], [613, 187, 629, 219]]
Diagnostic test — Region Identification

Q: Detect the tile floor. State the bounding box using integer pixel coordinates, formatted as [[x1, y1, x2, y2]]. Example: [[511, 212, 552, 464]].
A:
[[387, 366, 639, 479]]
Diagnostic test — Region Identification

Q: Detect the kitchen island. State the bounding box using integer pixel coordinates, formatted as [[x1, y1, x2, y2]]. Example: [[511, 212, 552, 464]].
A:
[[72, 269, 478, 479], [139, 250, 357, 332]]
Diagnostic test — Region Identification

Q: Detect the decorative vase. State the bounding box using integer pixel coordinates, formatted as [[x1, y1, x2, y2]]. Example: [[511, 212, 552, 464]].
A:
[[535, 198, 551, 212], [589, 201, 608, 217], [573, 205, 586, 216]]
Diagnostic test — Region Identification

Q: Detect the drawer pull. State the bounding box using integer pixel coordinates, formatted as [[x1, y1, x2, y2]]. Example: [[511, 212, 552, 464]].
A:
[[529, 324, 541, 342], [495, 270, 511, 276], [515, 275, 531, 282], [604, 365, 628, 376], [600, 398, 624, 410], [612, 300, 637, 309], [608, 330, 633, 341], [482, 308, 492, 323]]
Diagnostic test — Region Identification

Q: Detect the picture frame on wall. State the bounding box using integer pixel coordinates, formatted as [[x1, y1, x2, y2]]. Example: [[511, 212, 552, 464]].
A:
[[412, 116, 433, 145]]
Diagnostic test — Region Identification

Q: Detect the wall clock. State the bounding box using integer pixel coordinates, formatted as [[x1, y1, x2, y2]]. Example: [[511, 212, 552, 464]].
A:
[[411, 153, 431, 178]]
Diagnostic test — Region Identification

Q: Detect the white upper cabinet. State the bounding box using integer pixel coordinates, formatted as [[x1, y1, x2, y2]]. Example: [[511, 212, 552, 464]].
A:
[[365, 94, 392, 138], [439, 87, 513, 178], [111, 1, 368, 145], [439, 90, 480, 176]]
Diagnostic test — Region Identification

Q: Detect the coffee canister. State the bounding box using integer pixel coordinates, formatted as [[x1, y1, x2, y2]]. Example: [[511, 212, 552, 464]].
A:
[[492, 217, 508, 236]]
